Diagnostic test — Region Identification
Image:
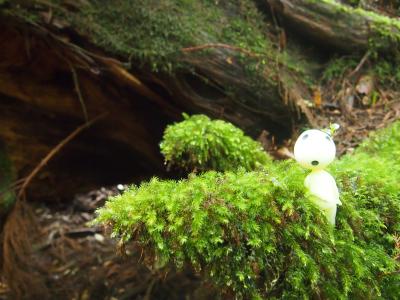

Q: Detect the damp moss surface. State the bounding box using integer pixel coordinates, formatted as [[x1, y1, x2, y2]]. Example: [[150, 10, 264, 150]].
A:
[[65, 0, 275, 73], [96, 118, 400, 299], [2, 0, 314, 84]]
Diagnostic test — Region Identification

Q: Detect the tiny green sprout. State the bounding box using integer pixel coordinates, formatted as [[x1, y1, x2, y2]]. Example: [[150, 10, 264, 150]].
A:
[[330, 123, 340, 135], [322, 123, 340, 137]]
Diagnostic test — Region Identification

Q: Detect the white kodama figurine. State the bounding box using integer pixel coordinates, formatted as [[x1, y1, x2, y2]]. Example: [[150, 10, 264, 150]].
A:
[[294, 129, 342, 225]]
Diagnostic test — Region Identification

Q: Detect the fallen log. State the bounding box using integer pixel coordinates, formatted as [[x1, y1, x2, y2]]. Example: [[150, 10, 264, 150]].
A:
[[0, 1, 312, 199], [267, 0, 400, 53]]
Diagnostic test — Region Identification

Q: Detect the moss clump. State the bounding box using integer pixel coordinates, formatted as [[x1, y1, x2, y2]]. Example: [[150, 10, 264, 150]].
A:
[[95, 166, 398, 298], [160, 114, 271, 172], [0, 144, 15, 215], [96, 120, 400, 299]]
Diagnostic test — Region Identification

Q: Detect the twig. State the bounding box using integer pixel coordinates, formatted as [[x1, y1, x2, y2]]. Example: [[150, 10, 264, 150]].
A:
[[17, 113, 107, 199], [0, 177, 28, 198], [67, 61, 89, 121], [348, 51, 370, 78], [182, 43, 260, 58]]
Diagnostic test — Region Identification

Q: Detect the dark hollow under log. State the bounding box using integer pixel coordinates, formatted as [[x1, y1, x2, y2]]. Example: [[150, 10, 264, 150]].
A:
[[0, 20, 179, 200]]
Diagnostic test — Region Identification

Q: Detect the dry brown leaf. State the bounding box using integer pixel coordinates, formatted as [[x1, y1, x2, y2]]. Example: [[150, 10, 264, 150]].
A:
[[356, 75, 374, 95], [275, 147, 294, 159]]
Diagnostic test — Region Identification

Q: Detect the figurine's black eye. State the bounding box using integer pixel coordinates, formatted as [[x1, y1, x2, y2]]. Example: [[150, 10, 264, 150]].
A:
[[311, 160, 319, 166], [302, 134, 309, 140], [325, 135, 331, 141]]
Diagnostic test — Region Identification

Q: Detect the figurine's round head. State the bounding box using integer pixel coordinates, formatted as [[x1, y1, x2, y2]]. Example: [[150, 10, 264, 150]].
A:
[[294, 129, 336, 170]]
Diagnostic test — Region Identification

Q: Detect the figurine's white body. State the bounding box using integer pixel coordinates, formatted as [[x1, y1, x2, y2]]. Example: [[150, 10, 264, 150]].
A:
[[294, 129, 341, 225], [304, 169, 341, 225]]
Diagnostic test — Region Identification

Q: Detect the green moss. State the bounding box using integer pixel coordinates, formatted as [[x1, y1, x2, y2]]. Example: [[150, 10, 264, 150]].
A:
[[160, 114, 271, 172], [95, 165, 399, 298], [371, 59, 400, 85], [331, 122, 400, 246], [3, 0, 313, 111], [328, 122, 400, 300], [61, 0, 275, 73], [96, 120, 400, 299], [322, 55, 359, 81], [323, 53, 400, 87]]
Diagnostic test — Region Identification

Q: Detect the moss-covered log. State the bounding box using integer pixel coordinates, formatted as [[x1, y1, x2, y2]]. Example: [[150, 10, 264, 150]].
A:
[[1, 0, 312, 131], [267, 0, 400, 53], [96, 120, 400, 299], [0, 0, 317, 198]]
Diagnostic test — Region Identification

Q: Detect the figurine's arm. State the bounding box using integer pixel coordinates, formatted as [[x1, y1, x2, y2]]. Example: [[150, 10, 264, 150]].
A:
[[326, 172, 341, 205]]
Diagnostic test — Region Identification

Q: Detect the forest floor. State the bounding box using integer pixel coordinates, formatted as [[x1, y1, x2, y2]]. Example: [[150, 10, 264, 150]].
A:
[[32, 187, 211, 300], [1, 186, 212, 300], [1, 86, 400, 300]]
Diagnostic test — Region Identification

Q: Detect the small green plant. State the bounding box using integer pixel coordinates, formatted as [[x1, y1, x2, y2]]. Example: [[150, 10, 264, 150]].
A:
[[322, 56, 359, 81], [96, 121, 400, 299], [160, 114, 271, 172], [371, 59, 400, 85]]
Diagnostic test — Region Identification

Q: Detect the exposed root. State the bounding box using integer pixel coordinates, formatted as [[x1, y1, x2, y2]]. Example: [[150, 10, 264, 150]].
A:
[[17, 113, 107, 199]]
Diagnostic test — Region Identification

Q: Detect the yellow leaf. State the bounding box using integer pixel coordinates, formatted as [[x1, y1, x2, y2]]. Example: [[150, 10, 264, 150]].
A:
[[313, 87, 322, 108]]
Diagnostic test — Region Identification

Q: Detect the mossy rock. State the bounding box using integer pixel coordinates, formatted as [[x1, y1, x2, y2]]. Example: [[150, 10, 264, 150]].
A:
[[96, 120, 400, 299]]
